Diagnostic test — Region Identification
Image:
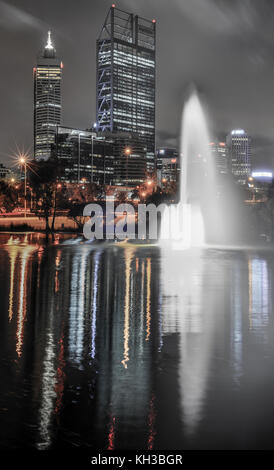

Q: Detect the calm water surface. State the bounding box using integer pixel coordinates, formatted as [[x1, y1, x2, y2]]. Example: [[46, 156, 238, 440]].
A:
[[0, 233, 274, 450]]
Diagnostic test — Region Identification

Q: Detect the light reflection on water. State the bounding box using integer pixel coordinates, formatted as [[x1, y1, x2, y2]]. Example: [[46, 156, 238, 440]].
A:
[[0, 234, 274, 449]]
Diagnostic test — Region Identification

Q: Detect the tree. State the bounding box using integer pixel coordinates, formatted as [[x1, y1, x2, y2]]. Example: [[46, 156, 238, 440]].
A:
[[0, 181, 18, 213], [67, 203, 87, 231], [28, 158, 65, 233]]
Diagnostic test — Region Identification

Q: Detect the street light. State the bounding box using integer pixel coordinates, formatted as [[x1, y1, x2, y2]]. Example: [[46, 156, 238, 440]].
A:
[[124, 147, 131, 191], [19, 156, 27, 218]]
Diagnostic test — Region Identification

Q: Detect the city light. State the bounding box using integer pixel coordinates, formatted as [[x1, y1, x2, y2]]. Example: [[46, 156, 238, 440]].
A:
[[252, 171, 273, 179], [46, 31, 54, 50], [231, 129, 245, 135]]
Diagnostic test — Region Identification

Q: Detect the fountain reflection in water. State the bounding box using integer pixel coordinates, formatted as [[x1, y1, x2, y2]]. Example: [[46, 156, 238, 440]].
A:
[[160, 89, 222, 248], [159, 90, 226, 434]]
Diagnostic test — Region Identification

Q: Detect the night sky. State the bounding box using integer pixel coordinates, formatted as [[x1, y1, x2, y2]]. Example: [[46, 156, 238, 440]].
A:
[[1, 0, 274, 170]]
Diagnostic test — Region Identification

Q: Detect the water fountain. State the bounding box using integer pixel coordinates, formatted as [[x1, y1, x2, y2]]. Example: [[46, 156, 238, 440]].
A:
[[160, 89, 222, 248]]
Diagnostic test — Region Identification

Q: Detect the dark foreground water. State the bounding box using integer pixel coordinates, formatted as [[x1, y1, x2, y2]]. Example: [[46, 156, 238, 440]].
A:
[[0, 233, 274, 450]]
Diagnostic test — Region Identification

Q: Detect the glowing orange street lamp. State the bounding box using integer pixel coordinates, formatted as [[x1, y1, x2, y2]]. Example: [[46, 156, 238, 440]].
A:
[[124, 147, 131, 190], [19, 156, 27, 218]]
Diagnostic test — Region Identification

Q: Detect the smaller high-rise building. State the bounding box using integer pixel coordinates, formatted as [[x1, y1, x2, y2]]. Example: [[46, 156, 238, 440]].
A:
[[55, 128, 146, 187], [0, 163, 12, 181], [209, 141, 228, 175], [226, 129, 251, 185], [34, 31, 62, 161], [55, 127, 115, 185], [156, 148, 180, 188], [110, 132, 146, 187]]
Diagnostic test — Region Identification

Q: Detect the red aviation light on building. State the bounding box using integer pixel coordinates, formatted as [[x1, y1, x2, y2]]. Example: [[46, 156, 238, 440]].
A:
[[171, 158, 177, 163], [61, 62, 64, 69], [112, 4, 116, 7], [152, 19, 156, 23], [219, 142, 225, 147], [209, 142, 215, 146]]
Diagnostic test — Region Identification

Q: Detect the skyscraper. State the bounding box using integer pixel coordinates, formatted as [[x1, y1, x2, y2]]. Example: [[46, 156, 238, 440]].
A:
[[96, 5, 156, 173], [34, 31, 62, 161], [209, 141, 228, 175], [226, 129, 251, 184]]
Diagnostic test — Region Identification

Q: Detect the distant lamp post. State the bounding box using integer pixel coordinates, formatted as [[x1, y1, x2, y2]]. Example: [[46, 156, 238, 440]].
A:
[[19, 156, 27, 218], [124, 146, 131, 190]]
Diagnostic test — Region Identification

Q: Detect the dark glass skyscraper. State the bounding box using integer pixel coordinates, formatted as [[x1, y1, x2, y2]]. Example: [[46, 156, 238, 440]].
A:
[[96, 5, 156, 173], [34, 32, 62, 161]]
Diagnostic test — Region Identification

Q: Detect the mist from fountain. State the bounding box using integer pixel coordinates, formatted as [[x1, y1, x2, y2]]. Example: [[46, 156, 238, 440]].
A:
[[160, 89, 223, 248]]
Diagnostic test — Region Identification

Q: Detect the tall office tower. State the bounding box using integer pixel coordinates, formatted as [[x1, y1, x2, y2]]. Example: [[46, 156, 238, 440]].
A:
[[34, 31, 62, 161], [226, 129, 251, 184], [96, 5, 156, 174], [209, 141, 228, 175]]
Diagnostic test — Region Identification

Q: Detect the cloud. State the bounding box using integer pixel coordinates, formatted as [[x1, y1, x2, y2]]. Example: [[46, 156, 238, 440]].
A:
[[173, 0, 258, 36], [0, 0, 45, 31]]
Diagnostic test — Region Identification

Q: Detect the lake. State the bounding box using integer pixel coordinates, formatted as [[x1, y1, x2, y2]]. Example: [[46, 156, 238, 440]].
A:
[[0, 233, 274, 450]]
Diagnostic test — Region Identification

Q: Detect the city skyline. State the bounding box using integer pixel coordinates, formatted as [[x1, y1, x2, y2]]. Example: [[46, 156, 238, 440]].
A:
[[1, 0, 274, 169]]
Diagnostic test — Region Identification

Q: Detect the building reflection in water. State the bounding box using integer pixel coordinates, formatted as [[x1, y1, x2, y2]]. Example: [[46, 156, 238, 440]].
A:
[[2, 233, 274, 450], [248, 258, 271, 335], [91, 251, 101, 360], [160, 248, 273, 439], [4, 236, 38, 357], [68, 248, 88, 365], [95, 246, 160, 449]]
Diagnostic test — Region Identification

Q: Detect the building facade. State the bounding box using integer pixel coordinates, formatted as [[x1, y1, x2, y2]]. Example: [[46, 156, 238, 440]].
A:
[[34, 31, 62, 161], [226, 129, 251, 184], [109, 132, 146, 187], [156, 148, 180, 188], [0, 163, 12, 181], [55, 127, 146, 187], [96, 5, 156, 173], [209, 141, 228, 175], [55, 127, 115, 185]]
